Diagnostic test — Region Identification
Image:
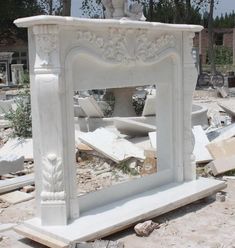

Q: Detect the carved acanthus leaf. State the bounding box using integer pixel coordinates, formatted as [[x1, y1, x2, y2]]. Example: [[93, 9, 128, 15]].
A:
[[33, 25, 59, 67], [76, 29, 176, 63], [41, 153, 65, 202], [36, 34, 57, 66]]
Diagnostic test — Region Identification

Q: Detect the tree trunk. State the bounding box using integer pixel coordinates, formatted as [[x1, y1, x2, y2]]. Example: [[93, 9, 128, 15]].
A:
[[186, 0, 191, 23], [62, 0, 71, 16], [149, 0, 154, 21], [49, 0, 53, 15], [208, 0, 216, 75]]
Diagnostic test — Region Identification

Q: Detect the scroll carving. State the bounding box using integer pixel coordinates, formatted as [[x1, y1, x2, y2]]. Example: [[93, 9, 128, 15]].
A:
[[136, 33, 176, 62], [76, 29, 176, 63], [41, 153, 65, 202], [184, 32, 196, 64]]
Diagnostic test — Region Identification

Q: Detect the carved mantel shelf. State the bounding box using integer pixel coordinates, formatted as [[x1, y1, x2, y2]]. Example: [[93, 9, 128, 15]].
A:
[[14, 16, 225, 247]]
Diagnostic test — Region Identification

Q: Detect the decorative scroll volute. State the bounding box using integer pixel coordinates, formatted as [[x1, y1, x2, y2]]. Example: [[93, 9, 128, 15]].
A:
[[183, 32, 196, 64], [41, 153, 65, 202], [33, 25, 59, 68], [76, 28, 176, 64]]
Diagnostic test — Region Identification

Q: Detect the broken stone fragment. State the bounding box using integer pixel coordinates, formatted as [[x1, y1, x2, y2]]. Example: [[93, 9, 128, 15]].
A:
[[134, 220, 159, 237], [21, 185, 35, 193], [216, 192, 226, 202], [76, 240, 124, 248]]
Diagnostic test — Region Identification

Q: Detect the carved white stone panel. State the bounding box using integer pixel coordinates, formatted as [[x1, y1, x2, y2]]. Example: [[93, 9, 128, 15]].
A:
[[76, 28, 176, 63], [41, 153, 65, 202], [33, 25, 59, 68]]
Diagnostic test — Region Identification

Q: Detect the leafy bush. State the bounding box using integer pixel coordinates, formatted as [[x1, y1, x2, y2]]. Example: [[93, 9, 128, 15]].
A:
[[206, 46, 233, 65], [5, 74, 32, 138]]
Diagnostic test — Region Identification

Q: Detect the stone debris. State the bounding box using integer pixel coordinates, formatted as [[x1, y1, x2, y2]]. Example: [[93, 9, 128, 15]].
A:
[[0, 128, 12, 148], [210, 123, 235, 142], [76, 156, 137, 195], [207, 137, 235, 160], [128, 136, 152, 150], [0, 154, 24, 175], [0, 119, 11, 129], [21, 185, 35, 193], [134, 220, 159, 237], [0, 199, 10, 209], [0, 138, 33, 161], [140, 150, 157, 176], [223, 176, 235, 180], [0, 173, 34, 194], [218, 100, 235, 119], [148, 131, 156, 149], [79, 128, 145, 163], [207, 156, 235, 176], [217, 87, 228, 98], [0, 190, 34, 205], [216, 192, 226, 202], [78, 96, 104, 118], [0, 99, 15, 117], [77, 240, 124, 248], [192, 125, 213, 163], [113, 118, 156, 137], [142, 94, 156, 116]]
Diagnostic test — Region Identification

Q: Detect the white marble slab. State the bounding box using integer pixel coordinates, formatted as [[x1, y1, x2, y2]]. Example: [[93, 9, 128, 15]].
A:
[[148, 131, 157, 149], [17, 177, 225, 245], [192, 125, 213, 163], [78, 128, 145, 163], [114, 118, 156, 137], [142, 94, 156, 116], [0, 138, 33, 161], [0, 154, 24, 175], [0, 173, 34, 194], [0, 190, 34, 204], [78, 96, 104, 118]]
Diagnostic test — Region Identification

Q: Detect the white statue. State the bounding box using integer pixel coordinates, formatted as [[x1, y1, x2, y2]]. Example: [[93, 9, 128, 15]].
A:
[[102, 0, 145, 21], [101, 0, 114, 18], [124, 0, 146, 21]]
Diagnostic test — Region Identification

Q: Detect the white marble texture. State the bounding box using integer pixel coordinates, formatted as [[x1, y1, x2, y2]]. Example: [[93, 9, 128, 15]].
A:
[[17, 177, 226, 245], [0, 138, 33, 161], [79, 128, 145, 163], [114, 117, 156, 136], [13, 15, 210, 240], [192, 125, 213, 163], [78, 96, 104, 118], [0, 154, 24, 175]]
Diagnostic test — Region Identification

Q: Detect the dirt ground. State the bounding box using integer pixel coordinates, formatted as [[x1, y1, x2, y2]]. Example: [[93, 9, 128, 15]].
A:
[[1, 89, 235, 247], [0, 178, 234, 248]]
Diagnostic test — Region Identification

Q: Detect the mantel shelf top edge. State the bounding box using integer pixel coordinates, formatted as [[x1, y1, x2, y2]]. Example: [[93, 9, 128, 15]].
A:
[[14, 15, 203, 32]]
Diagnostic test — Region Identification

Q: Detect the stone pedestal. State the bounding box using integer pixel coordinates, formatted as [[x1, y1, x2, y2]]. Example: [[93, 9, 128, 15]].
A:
[[11, 64, 24, 85], [0, 52, 13, 85], [112, 87, 136, 117]]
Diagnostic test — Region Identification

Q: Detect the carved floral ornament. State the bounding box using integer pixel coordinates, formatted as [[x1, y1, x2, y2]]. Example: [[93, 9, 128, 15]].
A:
[[76, 28, 176, 64], [33, 25, 59, 67], [41, 153, 65, 202]]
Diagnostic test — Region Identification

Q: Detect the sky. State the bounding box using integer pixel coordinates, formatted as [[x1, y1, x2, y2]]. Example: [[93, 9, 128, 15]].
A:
[[71, 0, 235, 18], [214, 0, 235, 17]]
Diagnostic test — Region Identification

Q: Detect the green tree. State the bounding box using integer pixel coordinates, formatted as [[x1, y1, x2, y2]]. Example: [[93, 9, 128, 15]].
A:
[[0, 0, 44, 41], [81, 0, 202, 24], [40, 0, 62, 15], [62, 0, 71, 16], [5, 74, 32, 138], [40, 0, 71, 16]]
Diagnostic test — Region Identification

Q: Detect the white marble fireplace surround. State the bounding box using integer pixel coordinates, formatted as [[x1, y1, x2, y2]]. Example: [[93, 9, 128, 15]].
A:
[[14, 16, 225, 247]]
